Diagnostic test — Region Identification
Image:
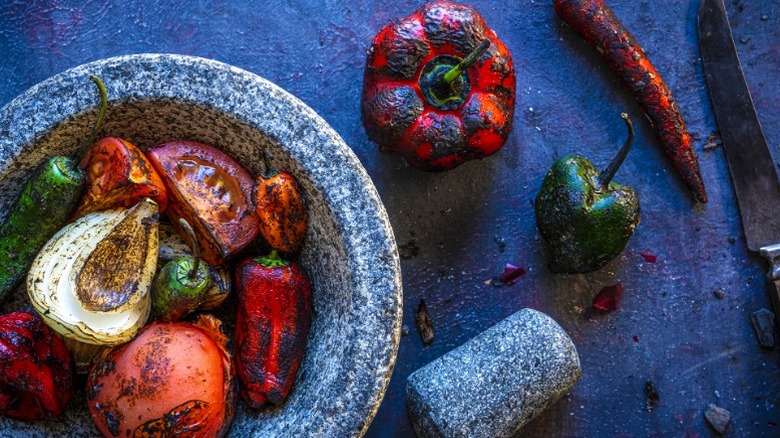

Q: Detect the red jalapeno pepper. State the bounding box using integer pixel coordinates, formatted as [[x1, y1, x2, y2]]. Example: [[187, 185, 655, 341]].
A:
[[234, 251, 312, 408], [361, 0, 516, 171]]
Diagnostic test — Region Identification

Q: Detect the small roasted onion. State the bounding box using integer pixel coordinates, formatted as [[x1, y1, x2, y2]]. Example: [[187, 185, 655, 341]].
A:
[[87, 314, 235, 437], [27, 198, 158, 347]]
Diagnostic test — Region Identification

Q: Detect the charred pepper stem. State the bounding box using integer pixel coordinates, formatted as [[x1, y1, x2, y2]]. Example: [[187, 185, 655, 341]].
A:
[[422, 39, 491, 110], [442, 39, 491, 84], [598, 113, 634, 187], [77, 75, 108, 160], [262, 150, 279, 179], [257, 249, 290, 268], [179, 218, 201, 279]]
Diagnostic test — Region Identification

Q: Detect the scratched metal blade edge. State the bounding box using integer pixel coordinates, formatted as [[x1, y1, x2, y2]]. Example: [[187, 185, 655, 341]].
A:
[[698, 0, 780, 252]]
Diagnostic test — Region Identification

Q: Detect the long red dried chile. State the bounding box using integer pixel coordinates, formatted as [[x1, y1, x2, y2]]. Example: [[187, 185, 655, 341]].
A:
[[553, 0, 707, 203], [234, 250, 312, 408], [0, 311, 74, 420]]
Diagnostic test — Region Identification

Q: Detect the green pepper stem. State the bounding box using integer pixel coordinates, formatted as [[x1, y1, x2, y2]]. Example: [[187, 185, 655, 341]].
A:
[[442, 40, 490, 85], [178, 218, 201, 279], [76, 75, 108, 160], [262, 150, 279, 179], [257, 249, 290, 268], [598, 113, 635, 187]]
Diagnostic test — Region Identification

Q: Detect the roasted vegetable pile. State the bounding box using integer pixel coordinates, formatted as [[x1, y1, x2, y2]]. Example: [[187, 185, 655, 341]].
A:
[[0, 76, 312, 437]]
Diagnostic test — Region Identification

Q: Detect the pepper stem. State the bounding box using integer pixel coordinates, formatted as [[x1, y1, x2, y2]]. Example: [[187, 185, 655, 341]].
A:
[[598, 113, 635, 187], [442, 40, 490, 85], [262, 150, 279, 179], [178, 218, 201, 279], [257, 249, 290, 268], [76, 75, 108, 160]]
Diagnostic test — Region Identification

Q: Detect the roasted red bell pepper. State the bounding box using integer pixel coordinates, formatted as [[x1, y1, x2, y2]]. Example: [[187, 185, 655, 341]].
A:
[[234, 251, 312, 408], [361, 1, 516, 171], [73, 136, 168, 218], [253, 153, 308, 254], [146, 141, 260, 266], [0, 311, 74, 420]]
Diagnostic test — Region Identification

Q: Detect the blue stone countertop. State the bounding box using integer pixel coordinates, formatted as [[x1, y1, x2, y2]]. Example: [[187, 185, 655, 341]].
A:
[[1, 0, 778, 436]]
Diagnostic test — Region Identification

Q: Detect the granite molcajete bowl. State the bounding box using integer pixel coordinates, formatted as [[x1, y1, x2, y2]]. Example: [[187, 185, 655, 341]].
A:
[[0, 54, 402, 436]]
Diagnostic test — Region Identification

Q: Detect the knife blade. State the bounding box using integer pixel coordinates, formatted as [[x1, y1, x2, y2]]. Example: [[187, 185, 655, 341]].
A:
[[698, 0, 780, 332]]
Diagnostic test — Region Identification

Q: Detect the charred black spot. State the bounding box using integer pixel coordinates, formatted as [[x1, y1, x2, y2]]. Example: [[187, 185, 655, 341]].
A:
[[88, 383, 103, 401], [487, 44, 512, 76], [362, 85, 424, 144], [374, 18, 430, 80], [104, 410, 121, 436], [421, 2, 488, 55], [90, 356, 116, 380], [420, 113, 470, 161], [141, 213, 160, 228], [461, 97, 491, 136], [461, 94, 511, 138]]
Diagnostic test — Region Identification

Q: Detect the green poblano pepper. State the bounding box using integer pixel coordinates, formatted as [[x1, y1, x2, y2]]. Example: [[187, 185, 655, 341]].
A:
[[0, 75, 107, 301], [535, 113, 640, 274], [0, 157, 85, 300]]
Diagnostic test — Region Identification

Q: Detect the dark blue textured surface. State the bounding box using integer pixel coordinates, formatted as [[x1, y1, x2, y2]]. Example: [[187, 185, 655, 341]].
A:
[[1, 0, 778, 436]]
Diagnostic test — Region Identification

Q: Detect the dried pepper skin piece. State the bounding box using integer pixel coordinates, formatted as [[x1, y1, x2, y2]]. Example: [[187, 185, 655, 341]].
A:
[[146, 141, 260, 266], [362, 1, 516, 171], [234, 251, 312, 408], [0, 311, 74, 420], [553, 0, 707, 203], [73, 136, 168, 218]]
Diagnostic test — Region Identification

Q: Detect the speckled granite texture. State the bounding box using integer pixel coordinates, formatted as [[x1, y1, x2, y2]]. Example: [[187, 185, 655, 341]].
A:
[[406, 308, 581, 438], [0, 54, 402, 437]]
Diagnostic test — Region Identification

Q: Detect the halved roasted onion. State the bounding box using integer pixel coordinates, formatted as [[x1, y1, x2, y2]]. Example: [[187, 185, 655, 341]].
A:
[[27, 198, 159, 347]]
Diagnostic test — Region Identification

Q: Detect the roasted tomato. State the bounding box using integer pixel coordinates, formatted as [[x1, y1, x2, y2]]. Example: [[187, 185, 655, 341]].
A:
[[73, 136, 168, 218], [87, 315, 235, 438], [146, 141, 260, 266]]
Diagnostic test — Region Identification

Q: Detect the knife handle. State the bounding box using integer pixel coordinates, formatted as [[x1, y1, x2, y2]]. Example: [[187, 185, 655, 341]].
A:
[[759, 244, 780, 332], [760, 244, 780, 280]]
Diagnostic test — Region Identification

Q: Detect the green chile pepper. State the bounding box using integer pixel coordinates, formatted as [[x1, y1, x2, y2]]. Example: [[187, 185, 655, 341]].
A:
[[152, 218, 210, 322], [0, 76, 107, 301], [534, 113, 640, 274]]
